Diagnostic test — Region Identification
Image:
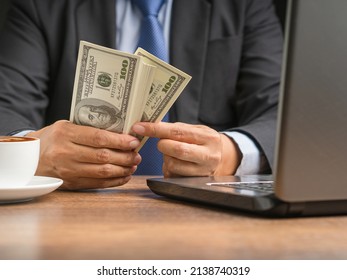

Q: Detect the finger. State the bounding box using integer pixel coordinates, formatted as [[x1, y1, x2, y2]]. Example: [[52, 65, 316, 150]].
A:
[[132, 122, 211, 145], [60, 175, 132, 190], [72, 146, 142, 166], [61, 163, 137, 180], [61, 121, 140, 150], [158, 138, 213, 165], [163, 156, 211, 177], [72, 164, 136, 179]]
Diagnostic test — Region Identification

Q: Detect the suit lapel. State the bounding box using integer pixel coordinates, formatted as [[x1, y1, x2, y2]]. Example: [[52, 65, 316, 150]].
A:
[[170, 0, 211, 123], [76, 0, 115, 48]]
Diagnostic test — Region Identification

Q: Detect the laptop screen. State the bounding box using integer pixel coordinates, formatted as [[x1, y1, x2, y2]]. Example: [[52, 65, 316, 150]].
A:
[[274, 0, 347, 202]]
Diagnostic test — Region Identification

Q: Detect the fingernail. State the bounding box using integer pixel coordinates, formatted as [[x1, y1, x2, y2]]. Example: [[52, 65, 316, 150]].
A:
[[131, 165, 138, 173], [132, 124, 145, 134], [129, 139, 140, 149], [134, 154, 142, 164]]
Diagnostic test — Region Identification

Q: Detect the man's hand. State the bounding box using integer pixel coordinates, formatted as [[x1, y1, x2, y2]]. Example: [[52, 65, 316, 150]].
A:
[[27, 120, 141, 190], [132, 122, 241, 177]]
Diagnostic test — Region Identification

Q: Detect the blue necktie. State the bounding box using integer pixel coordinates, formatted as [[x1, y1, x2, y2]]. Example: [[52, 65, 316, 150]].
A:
[[133, 0, 168, 175]]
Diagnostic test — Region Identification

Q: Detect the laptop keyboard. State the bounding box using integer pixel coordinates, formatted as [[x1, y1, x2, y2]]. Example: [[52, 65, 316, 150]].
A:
[[207, 181, 274, 193]]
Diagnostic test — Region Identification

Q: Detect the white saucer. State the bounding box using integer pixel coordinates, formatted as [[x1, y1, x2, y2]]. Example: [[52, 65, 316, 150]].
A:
[[0, 176, 63, 204]]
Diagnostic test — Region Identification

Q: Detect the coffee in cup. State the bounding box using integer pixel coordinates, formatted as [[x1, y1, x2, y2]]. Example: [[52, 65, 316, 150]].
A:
[[0, 136, 40, 187]]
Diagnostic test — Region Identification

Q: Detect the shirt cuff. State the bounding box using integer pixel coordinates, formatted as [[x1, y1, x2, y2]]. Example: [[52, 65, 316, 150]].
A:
[[12, 130, 35, 137], [222, 131, 262, 175]]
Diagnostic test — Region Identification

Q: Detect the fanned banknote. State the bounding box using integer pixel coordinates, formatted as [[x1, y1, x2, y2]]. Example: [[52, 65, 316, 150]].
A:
[[70, 41, 155, 134], [70, 41, 191, 150], [134, 48, 192, 149]]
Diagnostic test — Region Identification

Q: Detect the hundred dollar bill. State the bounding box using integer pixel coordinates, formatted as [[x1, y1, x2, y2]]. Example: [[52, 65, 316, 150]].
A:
[[69, 41, 155, 134], [134, 48, 192, 149]]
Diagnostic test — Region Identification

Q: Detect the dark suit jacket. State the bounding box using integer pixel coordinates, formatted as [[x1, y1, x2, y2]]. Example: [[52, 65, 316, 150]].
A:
[[0, 0, 283, 171]]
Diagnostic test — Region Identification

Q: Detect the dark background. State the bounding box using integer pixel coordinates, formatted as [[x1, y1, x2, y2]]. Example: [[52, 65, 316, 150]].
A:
[[0, 0, 10, 30], [274, 0, 288, 30]]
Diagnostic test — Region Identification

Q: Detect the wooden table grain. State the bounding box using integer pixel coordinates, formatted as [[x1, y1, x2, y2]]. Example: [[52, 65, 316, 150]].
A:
[[1, 176, 347, 260]]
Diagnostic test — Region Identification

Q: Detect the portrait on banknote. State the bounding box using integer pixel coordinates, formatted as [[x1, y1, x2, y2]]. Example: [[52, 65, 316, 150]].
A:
[[73, 98, 123, 132]]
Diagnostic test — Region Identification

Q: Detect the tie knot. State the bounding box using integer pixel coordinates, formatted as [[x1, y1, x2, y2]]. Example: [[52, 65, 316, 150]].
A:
[[132, 0, 166, 17]]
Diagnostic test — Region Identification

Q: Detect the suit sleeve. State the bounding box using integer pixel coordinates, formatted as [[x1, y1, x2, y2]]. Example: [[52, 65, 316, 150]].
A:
[[0, 0, 50, 135], [227, 0, 283, 172]]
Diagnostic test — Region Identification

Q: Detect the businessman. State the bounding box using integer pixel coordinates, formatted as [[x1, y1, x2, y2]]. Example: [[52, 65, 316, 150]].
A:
[[0, 0, 283, 189]]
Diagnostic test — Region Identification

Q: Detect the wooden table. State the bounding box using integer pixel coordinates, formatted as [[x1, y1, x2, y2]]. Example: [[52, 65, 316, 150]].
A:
[[1, 176, 347, 260]]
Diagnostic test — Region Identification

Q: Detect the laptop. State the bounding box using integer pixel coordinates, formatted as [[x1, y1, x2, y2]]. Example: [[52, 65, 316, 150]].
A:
[[146, 0, 347, 217]]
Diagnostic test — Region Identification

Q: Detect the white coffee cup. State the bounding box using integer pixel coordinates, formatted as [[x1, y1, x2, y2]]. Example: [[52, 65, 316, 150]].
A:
[[0, 136, 40, 187]]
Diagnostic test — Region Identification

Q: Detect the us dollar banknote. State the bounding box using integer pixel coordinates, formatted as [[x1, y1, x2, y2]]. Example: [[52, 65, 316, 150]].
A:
[[134, 48, 192, 149], [70, 41, 191, 150], [69, 41, 155, 134]]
